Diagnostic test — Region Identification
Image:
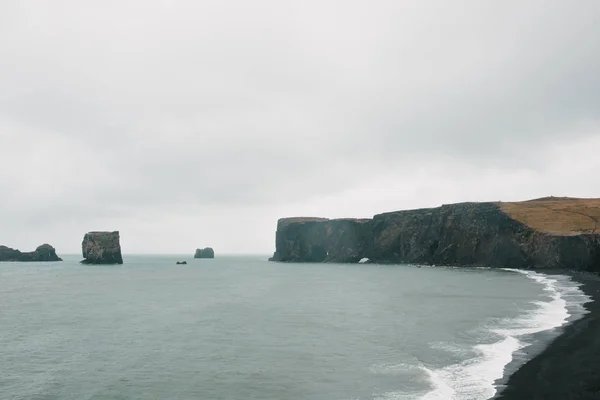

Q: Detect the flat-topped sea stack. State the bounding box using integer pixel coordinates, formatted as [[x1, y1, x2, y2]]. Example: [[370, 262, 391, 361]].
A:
[[0, 244, 62, 262], [194, 247, 215, 259], [270, 197, 600, 271], [81, 231, 123, 264]]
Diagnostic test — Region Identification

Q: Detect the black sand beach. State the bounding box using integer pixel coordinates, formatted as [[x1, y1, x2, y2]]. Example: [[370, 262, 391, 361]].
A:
[[496, 271, 600, 400]]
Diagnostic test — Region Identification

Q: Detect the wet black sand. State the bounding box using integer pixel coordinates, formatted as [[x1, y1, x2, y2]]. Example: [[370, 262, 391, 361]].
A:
[[496, 271, 600, 400]]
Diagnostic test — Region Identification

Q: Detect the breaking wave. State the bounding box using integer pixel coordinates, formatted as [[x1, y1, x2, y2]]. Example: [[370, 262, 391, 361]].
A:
[[374, 270, 590, 400]]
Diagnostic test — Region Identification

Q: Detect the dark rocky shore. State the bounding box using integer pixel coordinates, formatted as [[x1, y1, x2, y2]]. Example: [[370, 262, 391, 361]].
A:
[[496, 271, 600, 400]]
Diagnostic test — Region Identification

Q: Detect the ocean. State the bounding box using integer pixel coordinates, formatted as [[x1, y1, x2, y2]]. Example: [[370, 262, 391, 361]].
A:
[[0, 255, 590, 400]]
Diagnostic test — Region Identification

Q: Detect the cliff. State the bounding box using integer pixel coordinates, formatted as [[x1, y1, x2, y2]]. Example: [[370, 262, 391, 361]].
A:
[[270, 197, 600, 271], [269, 218, 371, 262], [0, 244, 62, 262], [81, 231, 123, 264]]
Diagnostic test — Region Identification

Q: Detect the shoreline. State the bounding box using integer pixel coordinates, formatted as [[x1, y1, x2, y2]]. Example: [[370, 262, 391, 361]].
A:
[[495, 270, 600, 400]]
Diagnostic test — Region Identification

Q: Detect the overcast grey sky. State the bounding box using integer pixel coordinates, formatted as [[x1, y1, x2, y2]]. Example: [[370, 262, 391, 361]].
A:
[[1, 1, 599, 255]]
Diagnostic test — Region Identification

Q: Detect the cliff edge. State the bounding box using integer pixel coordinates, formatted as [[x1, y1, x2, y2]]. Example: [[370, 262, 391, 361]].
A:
[[270, 197, 600, 271]]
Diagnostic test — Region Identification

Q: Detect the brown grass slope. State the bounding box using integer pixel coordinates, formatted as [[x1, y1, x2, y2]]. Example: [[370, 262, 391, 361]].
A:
[[499, 197, 600, 236]]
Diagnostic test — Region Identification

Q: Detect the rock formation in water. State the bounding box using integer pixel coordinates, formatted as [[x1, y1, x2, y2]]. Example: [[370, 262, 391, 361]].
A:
[[0, 244, 62, 262], [270, 197, 600, 271], [269, 217, 371, 263], [194, 247, 215, 258], [81, 231, 123, 264]]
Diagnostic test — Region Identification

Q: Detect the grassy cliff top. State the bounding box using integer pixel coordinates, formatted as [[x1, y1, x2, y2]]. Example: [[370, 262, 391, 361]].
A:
[[499, 197, 600, 236]]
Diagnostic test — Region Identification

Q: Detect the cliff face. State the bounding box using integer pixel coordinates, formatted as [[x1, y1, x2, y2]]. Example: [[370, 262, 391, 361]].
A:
[[81, 231, 123, 264], [270, 198, 600, 271], [269, 218, 372, 263], [369, 202, 532, 268], [0, 244, 62, 262]]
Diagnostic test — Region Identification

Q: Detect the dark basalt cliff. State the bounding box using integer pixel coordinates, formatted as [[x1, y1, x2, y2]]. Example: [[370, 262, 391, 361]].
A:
[[0, 244, 62, 262], [270, 198, 600, 271], [194, 247, 215, 259], [269, 217, 371, 263], [81, 231, 123, 264]]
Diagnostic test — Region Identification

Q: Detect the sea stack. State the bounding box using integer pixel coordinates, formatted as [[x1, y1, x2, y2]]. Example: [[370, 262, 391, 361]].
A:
[[0, 244, 62, 262], [194, 247, 215, 259], [81, 231, 123, 264]]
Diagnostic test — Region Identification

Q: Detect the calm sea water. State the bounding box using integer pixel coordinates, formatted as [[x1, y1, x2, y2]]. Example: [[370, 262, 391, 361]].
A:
[[0, 255, 590, 400]]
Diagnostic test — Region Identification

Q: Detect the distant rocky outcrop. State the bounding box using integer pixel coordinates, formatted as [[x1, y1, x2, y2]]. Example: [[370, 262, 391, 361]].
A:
[[81, 231, 123, 264], [194, 247, 215, 259], [0, 244, 62, 262], [270, 198, 600, 272]]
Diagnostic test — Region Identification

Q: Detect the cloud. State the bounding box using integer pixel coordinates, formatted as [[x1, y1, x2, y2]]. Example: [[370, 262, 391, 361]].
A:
[[0, 0, 599, 254]]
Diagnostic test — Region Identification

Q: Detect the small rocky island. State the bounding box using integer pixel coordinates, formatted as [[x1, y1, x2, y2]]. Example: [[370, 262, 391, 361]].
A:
[[81, 231, 123, 264], [0, 244, 62, 262], [194, 247, 215, 259], [270, 197, 600, 271]]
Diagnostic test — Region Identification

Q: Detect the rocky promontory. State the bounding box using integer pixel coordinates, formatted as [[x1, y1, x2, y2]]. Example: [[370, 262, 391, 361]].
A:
[[0, 244, 62, 262], [270, 197, 600, 271], [194, 247, 215, 258], [269, 217, 371, 263], [81, 231, 123, 264]]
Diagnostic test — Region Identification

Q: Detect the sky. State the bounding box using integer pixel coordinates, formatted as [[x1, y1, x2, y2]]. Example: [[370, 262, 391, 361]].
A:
[[1, 0, 599, 255]]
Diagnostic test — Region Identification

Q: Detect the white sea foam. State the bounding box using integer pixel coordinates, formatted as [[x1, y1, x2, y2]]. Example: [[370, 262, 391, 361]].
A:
[[418, 335, 524, 399], [377, 270, 591, 400]]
